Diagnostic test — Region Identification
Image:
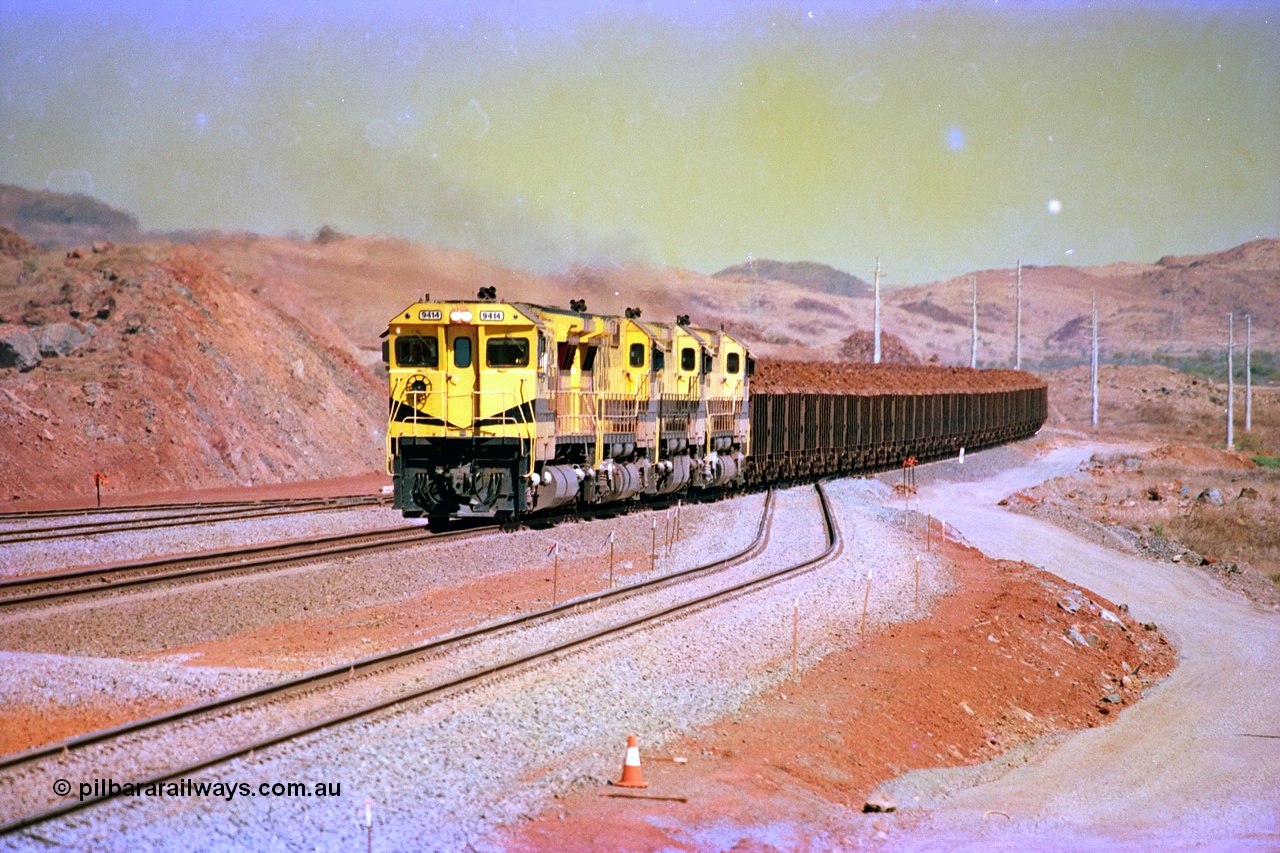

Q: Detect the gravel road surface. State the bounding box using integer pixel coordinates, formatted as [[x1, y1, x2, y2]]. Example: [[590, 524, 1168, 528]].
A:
[[891, 445, 1280, 850]]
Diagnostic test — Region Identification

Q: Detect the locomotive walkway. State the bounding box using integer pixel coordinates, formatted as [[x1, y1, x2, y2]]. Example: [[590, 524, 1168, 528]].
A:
[[897, 446, 1280, 850]]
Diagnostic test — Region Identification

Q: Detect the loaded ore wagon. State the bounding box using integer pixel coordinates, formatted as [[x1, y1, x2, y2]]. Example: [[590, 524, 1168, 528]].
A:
[[745, 362, 1047, 484]]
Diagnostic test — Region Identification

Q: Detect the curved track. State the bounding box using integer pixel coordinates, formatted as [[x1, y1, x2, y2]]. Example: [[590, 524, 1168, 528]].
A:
[[0, 485, 845, 835]]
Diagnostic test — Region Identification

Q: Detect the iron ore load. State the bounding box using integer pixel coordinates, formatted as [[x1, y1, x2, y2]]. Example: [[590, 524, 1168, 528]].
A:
[[382, 293, 1047, 525]]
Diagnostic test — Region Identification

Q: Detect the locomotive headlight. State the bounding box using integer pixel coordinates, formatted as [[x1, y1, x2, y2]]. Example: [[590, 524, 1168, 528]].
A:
[[449, 309, 473, 323]]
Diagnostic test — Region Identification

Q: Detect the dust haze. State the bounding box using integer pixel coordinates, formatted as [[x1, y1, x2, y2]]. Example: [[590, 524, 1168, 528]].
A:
[[2, 1, 1277, 283]]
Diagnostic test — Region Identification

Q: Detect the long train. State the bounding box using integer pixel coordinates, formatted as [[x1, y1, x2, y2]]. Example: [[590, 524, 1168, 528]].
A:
[[381, 293, 1047, 524]]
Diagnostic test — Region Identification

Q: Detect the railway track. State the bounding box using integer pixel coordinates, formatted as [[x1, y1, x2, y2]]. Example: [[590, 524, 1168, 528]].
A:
[[0, 495, 384, 546], [0, 494, 704, 611], [0, 495, 374, 524], [0, 485, 841, 835], [0, 524, 460, 610]]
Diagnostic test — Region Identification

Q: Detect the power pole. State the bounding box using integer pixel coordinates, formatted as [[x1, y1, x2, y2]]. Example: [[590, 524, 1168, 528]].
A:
[[1015, 259, 1023, 370], [970, 274, 978, 369], [1091, 290, 1099, 429], [1246, 314, 1253, 433], [873, 257, 882, 364], [1227, 313, 1234, 451]]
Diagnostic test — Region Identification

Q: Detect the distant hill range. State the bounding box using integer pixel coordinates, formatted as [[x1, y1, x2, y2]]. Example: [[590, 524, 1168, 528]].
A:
[[2, 182, 1275, 370], [0, 184, 144, 248], [713, 259, 873, 299]]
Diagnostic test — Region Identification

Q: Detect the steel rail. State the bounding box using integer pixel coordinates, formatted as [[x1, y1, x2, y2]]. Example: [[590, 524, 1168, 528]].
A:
[[0, 489, 787, 835], [0, 524, 458, 609], [0, 494, 307, 522], [0, 496, 364, 524], [0, 496, 382, 545]]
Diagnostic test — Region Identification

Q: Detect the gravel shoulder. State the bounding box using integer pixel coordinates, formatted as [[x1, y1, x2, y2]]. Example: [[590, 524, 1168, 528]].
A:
[[891, 443, 1280, 850], [494, 458, 1176, 852], [0, 652, 278, 757], [0, 506, 407, 578]]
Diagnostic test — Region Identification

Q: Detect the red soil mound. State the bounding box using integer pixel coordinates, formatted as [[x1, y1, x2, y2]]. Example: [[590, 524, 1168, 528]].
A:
[[1149, 444, 1255, 470], [0, 225, 39, 260]]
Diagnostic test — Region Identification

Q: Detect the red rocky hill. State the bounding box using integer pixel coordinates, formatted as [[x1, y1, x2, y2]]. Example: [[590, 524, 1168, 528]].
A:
[[0, 236, 384, 504]]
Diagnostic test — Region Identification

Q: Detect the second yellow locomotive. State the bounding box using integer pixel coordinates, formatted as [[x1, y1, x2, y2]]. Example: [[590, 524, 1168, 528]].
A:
[[382, 291, 751, 525]]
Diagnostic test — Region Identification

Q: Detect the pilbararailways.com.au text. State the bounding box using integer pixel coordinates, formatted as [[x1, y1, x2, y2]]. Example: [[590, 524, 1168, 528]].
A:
[[54, 777, 343, 802]]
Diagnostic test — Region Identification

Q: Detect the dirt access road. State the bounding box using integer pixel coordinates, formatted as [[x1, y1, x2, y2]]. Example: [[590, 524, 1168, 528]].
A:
[[896, 444, 1280, 850]]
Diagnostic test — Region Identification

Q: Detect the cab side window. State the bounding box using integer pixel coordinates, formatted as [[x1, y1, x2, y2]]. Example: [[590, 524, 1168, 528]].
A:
[[395, 336, 439, 367], [486, 337, 530, 367]]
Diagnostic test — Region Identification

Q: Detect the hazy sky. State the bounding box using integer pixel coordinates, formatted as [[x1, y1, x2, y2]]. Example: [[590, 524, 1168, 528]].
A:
[[2, 1, 1277, 284]]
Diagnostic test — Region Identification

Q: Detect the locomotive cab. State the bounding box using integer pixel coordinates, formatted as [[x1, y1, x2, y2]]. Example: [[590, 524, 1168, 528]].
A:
[[385, 299, 539, 523], [384, 297, 755, 524]]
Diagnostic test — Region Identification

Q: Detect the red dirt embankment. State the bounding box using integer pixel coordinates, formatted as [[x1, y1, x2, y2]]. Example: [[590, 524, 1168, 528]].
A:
[[0, 239, 385, 505], [753, 360, 1046, 395], [496, 533, 1174, 851]]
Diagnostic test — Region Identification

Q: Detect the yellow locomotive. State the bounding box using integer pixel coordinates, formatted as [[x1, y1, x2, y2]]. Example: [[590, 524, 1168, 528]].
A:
[[382, 291, 751, 524]]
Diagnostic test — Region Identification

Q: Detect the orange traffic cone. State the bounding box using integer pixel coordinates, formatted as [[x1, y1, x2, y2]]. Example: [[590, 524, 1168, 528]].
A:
[[613, 734, 649, 788]]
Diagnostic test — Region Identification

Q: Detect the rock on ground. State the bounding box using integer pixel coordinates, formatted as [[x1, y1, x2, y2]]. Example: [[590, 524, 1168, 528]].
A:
[[0, 324, 40, 371]]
